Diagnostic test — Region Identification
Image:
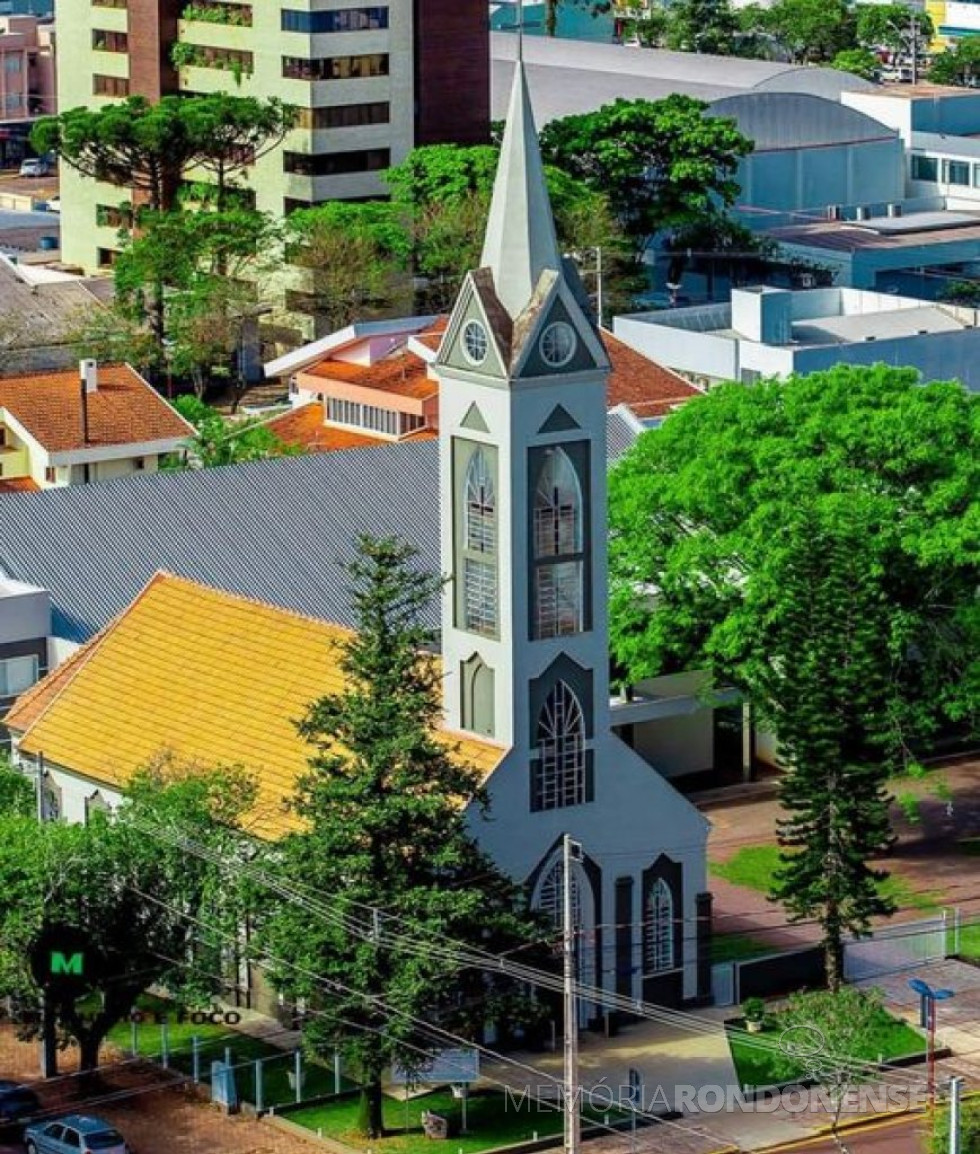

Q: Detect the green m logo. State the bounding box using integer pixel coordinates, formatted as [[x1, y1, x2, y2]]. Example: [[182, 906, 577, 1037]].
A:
[[49, 951, 84, 977]]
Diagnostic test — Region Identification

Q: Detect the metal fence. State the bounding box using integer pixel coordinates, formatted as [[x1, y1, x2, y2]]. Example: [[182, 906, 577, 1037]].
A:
[[843, 912, 950, 983], [126, 1019, 356, 1113]]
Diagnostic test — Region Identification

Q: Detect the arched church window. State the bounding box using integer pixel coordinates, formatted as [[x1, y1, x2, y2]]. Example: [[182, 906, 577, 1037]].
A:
[[533, 448, 584, 638], [462, 448, 497, 636], [533, 680, 586, 810], [644, 877, 674, 973], [537, 857, 582, 931], [465, 449, 496, 554]]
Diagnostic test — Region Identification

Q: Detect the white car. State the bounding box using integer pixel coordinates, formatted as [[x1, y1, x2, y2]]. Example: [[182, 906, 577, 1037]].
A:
[[18, 157, 51, 178]]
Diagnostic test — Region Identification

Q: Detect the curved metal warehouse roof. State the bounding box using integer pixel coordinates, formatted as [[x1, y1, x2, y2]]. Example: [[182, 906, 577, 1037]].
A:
[[707, 92, 898, 150], [491, 32, 878, 123]]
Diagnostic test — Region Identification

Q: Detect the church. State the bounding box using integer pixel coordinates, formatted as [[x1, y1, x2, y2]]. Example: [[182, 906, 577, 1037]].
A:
[[436, 57, 711, 1012], [5, 55, 713, 1014]]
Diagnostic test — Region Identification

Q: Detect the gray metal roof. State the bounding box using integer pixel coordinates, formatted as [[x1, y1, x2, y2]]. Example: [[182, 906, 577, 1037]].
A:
[[491, 32, 879, 123], [708, 93, 898, 151], [0, 416, 638, 645], [752, 67, 874, 99]]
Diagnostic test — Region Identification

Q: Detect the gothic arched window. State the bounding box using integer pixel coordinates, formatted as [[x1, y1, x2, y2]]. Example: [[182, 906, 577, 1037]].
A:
[[533, 448, 584, 638], [532, 680, 586, 811], [462, 448, 497, 636], [465, 449, 496, 554], [537, 858, 582, 931], [644, 878, 674, 974]]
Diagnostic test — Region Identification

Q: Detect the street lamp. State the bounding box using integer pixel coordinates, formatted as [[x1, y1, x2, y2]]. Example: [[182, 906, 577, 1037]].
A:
[[909, 977, 954, 1105]]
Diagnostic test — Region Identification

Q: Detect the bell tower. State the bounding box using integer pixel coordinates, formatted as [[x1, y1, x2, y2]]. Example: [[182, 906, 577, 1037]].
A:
[[435, 56, 612, 795]]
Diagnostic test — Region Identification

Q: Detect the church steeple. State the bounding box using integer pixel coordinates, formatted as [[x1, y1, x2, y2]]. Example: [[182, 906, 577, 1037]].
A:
[[479, 59, 562, 320]]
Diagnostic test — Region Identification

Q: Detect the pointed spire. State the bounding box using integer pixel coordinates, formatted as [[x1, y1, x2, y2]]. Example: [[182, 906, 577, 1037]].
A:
[[479, 55, 562, 320]]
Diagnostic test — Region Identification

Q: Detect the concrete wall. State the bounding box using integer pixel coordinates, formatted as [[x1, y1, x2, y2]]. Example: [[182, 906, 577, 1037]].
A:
[[735, 139, 904, 220], [792, 327, 980, 389], [614, 313, 739, 382], [631, 710, 714, 780], [0, 581, 49, 643]]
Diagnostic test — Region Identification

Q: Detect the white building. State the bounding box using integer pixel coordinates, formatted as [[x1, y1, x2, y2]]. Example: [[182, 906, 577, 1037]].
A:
[[614, 285, 980, 389]]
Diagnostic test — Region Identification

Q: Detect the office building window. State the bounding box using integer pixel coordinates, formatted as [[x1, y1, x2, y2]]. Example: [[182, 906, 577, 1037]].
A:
[[282, 53, 388, 80], [93, 74, 129, 96], [281, 6, 388, 32], [911, 154, 938, 181], [325, 397, 421, 436], [93, 0, 128, 7], [92, 28, 128, 51], [943, 158, 971, 186], [283, 148, 389, 176], [296, 101, 390, 129]]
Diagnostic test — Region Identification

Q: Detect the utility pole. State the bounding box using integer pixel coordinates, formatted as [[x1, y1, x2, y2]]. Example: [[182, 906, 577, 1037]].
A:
[[950, 1075, 964, 1154], [563, 835, 582, 1154]]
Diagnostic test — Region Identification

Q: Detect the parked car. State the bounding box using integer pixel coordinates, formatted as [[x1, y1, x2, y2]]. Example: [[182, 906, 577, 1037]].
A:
[[0, 1081, 40, 1136], [18, 157, 51, 178], [23, 1115, 129, 1154]]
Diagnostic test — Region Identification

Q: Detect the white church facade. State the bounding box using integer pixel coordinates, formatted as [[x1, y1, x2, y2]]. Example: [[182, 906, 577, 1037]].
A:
[[437, 60, 712, 1011]]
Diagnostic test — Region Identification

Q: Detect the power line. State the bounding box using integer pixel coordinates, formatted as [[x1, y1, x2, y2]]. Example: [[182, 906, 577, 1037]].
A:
[[128, 817, 937, 1090]]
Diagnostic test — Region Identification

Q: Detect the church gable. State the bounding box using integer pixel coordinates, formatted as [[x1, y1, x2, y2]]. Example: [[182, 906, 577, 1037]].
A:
[[512, 286, 608, 381], [437, 271, 511, 383]]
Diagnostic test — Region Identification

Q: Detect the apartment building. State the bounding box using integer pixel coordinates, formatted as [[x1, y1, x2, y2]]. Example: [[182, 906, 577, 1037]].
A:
[[0, 14, 55, 162], [56, 0, 488, 271]]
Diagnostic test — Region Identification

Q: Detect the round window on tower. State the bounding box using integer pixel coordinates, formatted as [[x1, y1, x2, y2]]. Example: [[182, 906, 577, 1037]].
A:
[[539, 321, 577, 368], [462, 319, 489, 366]]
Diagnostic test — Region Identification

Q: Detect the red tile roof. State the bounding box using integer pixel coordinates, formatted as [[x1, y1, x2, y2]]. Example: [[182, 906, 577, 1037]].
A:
[[0, 476, 41, 494], [304, 355, 437, 401], [263, 403, 386, 452], [0, 364, 193, 453], [603, 334, 701, 412]]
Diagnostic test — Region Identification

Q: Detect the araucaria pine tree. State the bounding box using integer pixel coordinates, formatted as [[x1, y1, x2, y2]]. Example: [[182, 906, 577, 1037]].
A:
[[763, 506, 897, 990], [262, 536, 543, 1139]]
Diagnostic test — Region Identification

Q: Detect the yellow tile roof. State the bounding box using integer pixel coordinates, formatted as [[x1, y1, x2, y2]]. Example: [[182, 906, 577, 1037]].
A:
[[9, 572, 506, 840]]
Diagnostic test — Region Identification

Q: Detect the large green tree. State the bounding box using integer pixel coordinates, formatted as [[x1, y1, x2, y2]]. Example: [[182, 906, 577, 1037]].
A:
[[32, 93, 298, 213], [386, 143, 626, 314], [539, 96, 752, 256], [930, 37, 980, 86], [32, 96, 194, 212], [663, 0, 741, 54], [0, 762, 259, 1072], [751, 0, 855, 62], [261, 537, 544, 1139], [608, 366, 979, 988], [284, 201, 409, 333], [856, 3, 933, 53], [180, 93, 298, 207], [109, 206, 277, 388]]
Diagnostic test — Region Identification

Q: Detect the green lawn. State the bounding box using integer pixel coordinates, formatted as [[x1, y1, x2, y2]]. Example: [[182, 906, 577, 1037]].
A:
[[710, 933, 775, 963], [710, 846, 941, 911], [726, 1009, 925, 1090], [103, 994, 353, 1108], [951, 921, 980, 963], [290, 1087, 624, 1154]]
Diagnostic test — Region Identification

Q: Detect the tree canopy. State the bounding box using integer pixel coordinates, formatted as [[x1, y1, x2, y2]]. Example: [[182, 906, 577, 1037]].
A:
[[32, 93, 296, 210], [609, 366, 979, 984], [261, 537, 544, 1138], [539, 96, 751, 255], [0, 762, 260, 1071], [930, 37, 980, 86]]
